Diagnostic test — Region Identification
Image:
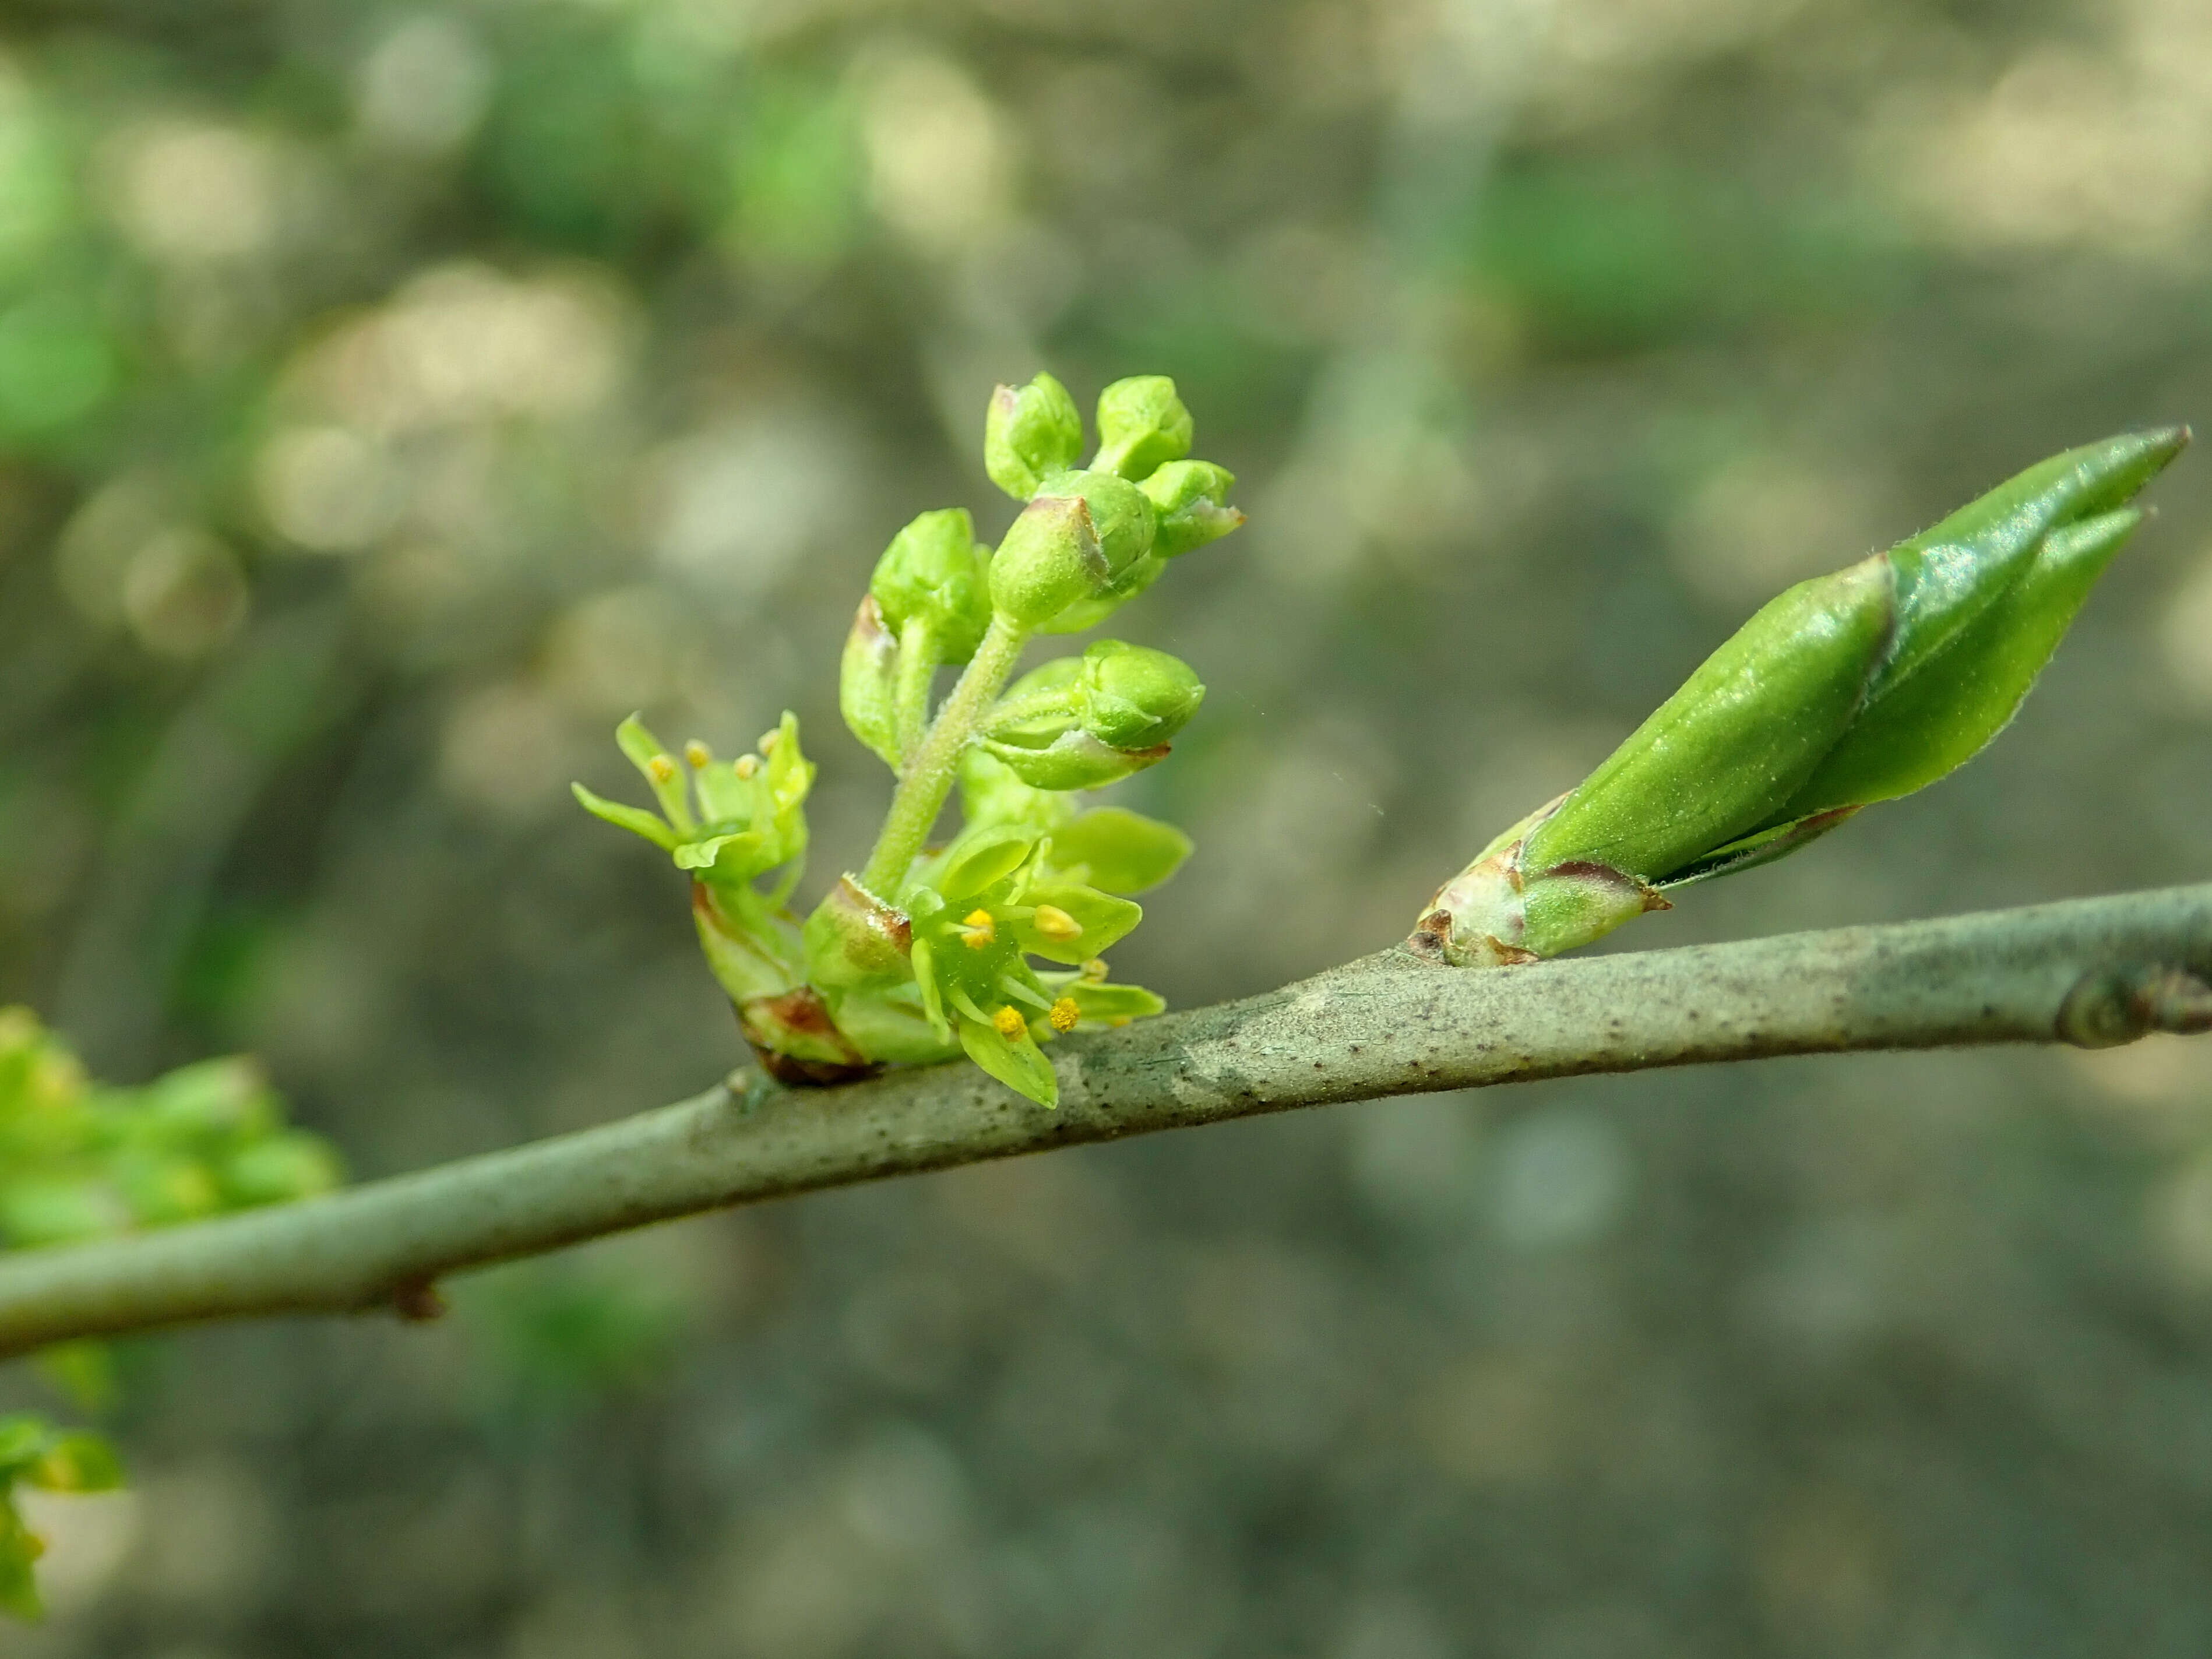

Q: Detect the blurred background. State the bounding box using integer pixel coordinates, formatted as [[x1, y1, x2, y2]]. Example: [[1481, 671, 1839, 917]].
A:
[[2, 0, 2212, 1651]]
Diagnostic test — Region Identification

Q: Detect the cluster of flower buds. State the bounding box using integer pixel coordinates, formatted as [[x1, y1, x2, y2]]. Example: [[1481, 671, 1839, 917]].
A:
[[1415, 427, 2188, 966], [982, 373, 1243, 633], [587, 371, 1240, 1105]]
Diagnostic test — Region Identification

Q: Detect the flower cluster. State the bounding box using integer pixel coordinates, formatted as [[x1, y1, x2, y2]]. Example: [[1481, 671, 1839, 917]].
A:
[[579, 374, 1243, 1104]]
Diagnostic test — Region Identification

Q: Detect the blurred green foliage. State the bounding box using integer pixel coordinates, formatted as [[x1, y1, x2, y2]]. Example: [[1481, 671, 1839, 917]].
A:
[[0, 1007, 338, 1250]]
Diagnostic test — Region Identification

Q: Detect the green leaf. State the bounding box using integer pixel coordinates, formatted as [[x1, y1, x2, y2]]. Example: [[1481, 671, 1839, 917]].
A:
[[957, 1013, 1058, 1107], [1016, 883, 1142, 964], [1773, 506, 2146, 819], [1524, 555, 1893, 883], [1045, 808, 1192, 892], [571, 783, 680, 850], [935, 826, 1036, 901]]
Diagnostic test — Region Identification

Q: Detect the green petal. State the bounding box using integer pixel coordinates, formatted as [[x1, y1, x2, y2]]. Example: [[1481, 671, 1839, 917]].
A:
[[957, 1013, 1059, 1107], [615, 714, 694, 830], [1044, 808, 1192, 893], [572, 783, 680, 850], [1016, 882, 1141, 964], [935, 826, 1037, 901], [1062, 981, 1167, 1023]]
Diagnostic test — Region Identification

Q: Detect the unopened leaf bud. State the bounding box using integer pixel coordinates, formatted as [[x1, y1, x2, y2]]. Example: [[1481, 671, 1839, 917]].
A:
[[985, 372, 1083, 499], [870, 508, 991, 661], [1140, 460, 1244, 558], [1094, 376, 1193, 481], [1077, 640, 1204, 749]]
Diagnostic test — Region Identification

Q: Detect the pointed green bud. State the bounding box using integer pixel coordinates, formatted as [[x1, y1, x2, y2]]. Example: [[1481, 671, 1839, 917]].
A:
[[985, 372, 1083, 499], [869, 508, 991, 662], [1523, 555, 1894, 887], [1140, 460, 1243, 558], [1094, 376, 1193, 481], [987, 470, 1157, 629], [840, 595, 901, 769], [1077, 639, 1204, 749], [1416, 427, 2189, 968]]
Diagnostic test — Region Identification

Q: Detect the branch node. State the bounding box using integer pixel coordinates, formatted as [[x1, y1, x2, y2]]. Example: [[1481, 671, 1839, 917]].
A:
[[2056, 963, 2212, 1049], [389, 1276, 447, 1324]]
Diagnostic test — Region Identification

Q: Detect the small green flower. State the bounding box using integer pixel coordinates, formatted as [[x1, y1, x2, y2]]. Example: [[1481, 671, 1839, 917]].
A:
[[1417, 427, 2188, 966]]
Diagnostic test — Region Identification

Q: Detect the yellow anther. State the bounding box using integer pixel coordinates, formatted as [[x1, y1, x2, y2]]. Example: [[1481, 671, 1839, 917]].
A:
[[1048, 996, 1080, 1033], [992, 1005, 1027, 1040], [734, 754, 760, 780], [647, 755, 678, 784], [684, 740, 711, 768], [1080, 957, 1108, 982], [959, 908, 996, 949], [1032, 904, 1083, 941], [758, 728, 780, 754]]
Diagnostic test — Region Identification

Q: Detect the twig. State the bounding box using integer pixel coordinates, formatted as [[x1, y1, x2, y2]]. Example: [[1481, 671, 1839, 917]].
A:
[[3, 883, 2210, 1358]]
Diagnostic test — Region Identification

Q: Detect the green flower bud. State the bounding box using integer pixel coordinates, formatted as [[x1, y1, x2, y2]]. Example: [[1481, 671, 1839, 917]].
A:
[[985, 372, 1083, 499], [840, 594, 901, 769], [980, 730, 1168, 791], [1141, 460, 1244, 558], [1077, 639, 1204, 749], [1415, 427, 2189, 968], [1094, 376, 1193, 481], [869, 508, 990, 662], [987, 471, 1157, 629]]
